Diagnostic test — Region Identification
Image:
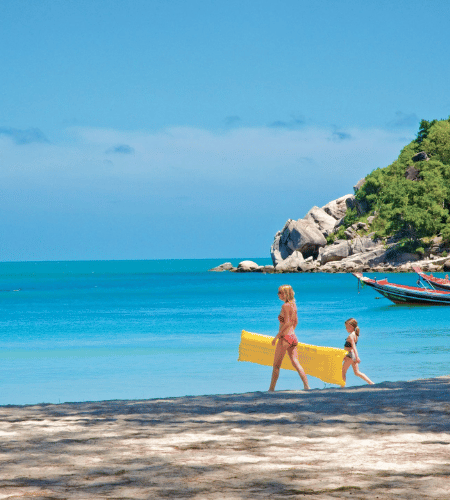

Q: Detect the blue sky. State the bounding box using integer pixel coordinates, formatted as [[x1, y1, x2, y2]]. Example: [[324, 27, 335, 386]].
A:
[[1, 0, 449, 261]]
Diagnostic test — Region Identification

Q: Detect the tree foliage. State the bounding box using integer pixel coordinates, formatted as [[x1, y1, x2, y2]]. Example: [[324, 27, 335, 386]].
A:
[[354, 117, 450, 244]]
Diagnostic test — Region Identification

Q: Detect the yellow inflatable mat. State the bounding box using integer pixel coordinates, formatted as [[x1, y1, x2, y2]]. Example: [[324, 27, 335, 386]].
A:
[[238, 330, 347, 386]]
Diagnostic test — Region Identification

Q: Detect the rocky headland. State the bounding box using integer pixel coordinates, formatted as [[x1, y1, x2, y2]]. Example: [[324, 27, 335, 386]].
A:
[[211, 118, 450, 274], [210, 186, 450, 274]]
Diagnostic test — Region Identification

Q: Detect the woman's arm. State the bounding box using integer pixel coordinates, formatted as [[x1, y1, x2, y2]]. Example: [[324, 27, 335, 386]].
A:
[[272, 304, 292, 345]]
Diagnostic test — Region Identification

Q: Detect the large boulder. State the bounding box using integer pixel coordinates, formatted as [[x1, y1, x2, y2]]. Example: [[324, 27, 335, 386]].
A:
[[350, 236, 379, 254], [405, 165, 421, 181], [287, 220, 327, 254], [270, 225, 292, 265], [274, 251, 304, 272], [322, 194, 354, 220], [320, 246, 387, 272], [304, 206, 338, 236], [271, 219, 327, 266], [343, 247, 387, 267], [386, 252, 421, 265], [429, 236, 443, 255], [412, 151, 429, 162], [236, 260, 259, 272], [318, 237, 380, 266], [319, 240, 351, 265], [297, 261, 319, 272]]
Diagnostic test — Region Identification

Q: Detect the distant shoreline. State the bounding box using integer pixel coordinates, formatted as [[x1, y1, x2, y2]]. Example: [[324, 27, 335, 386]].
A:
[[210, 255, 450, 274]]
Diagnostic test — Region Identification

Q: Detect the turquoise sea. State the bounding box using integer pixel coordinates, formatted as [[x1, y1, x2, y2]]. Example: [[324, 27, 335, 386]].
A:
[[0, 259, 449, 406]]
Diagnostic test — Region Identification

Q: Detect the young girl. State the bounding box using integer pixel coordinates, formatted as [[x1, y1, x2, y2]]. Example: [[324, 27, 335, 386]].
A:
[[342, 318, 374, 385], [269, 285, 310, 391]]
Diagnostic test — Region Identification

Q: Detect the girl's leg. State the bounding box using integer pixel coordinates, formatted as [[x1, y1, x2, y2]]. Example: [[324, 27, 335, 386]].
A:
[[342, 357, 352, 384], [287, 345, 310, 390], [269, 340, 287, 391], [352, 362, 374, 385]]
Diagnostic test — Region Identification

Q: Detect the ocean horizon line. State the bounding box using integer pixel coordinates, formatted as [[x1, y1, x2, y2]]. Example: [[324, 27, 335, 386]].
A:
[[0, 257, 273, 279], [0, 256, 271, 265]]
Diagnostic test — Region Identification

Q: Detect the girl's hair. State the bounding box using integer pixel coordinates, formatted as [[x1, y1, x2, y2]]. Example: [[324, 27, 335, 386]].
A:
[[279, 285, 295, 302], [345, 317, 360, 336]]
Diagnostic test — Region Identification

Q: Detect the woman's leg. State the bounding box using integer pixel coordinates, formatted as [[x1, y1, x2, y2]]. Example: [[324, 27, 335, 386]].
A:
[[287, 345, 310, 390], [342, 357, 353, 384], [352, 362, 374, 385], [269, 340, 287, 391]]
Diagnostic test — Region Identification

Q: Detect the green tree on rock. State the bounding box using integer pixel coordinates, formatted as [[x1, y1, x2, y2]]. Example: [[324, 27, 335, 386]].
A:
[[352, 117, 450, 247]]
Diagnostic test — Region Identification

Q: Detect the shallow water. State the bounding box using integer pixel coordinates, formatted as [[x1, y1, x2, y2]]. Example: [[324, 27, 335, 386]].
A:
[[0, 259, 449, 405]]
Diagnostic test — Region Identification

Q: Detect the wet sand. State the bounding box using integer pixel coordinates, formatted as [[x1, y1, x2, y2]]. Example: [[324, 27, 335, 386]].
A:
[[0, 376, 449, 499]]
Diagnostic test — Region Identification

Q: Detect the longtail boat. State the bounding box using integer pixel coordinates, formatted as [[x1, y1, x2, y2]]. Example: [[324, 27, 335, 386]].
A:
[[413, 266, 450, 291], [353, 272, 450, 305]]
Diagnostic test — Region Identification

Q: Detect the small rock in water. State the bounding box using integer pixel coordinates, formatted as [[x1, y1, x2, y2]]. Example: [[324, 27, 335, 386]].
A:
[[208, 262, 233, 272]]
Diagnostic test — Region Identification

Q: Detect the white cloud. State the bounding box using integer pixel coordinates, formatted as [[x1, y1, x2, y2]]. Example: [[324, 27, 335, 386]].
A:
[[60, 124, 413, 176], [1, 123, 415, 194]]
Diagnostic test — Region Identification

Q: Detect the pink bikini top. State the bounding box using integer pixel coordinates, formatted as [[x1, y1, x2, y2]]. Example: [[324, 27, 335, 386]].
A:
[[279, 302, 298, 329]]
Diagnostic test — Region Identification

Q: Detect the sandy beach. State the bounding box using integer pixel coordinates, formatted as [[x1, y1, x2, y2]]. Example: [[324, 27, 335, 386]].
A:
[[0, 377, 449, 499]]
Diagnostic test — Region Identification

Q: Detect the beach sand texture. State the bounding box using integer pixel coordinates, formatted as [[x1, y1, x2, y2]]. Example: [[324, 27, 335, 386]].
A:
[[0, 377, 449, 499]]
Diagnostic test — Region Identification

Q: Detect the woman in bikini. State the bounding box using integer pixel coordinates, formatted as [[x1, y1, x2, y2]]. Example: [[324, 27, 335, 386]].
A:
[[269, 285, 310, 391], [342, 318, 374, 385]]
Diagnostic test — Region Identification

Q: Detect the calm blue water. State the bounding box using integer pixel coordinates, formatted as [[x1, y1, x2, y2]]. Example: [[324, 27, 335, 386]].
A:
[[0, 259, 449, 405]]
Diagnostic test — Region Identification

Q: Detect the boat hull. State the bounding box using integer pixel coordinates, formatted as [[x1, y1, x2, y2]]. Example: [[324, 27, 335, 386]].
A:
[[353, 273, 450, 305]]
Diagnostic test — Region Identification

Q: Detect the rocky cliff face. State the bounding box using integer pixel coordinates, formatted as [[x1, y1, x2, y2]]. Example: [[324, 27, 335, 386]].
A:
[[267, 186, 415, 273], [270, 194, 353, 266]]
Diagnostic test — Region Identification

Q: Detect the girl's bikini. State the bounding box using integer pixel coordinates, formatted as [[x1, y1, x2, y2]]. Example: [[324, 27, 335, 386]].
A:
[[344, 336, 357, 360]]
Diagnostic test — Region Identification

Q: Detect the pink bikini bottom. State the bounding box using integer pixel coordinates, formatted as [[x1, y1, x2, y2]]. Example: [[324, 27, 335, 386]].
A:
[[282, 332, 298, 347]]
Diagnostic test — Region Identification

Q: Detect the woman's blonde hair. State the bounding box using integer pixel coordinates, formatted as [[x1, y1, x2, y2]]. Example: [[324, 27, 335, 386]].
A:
[[279, 285, 295, 302], [345, 317, 360, 336]]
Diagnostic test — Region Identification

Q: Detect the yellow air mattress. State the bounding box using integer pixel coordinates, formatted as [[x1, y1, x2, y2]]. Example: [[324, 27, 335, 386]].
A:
[[238, 330, 347, 386]]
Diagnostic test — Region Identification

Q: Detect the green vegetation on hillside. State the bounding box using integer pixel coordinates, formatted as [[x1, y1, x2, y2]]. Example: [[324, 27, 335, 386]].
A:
[[344, 117, 450, 253]]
